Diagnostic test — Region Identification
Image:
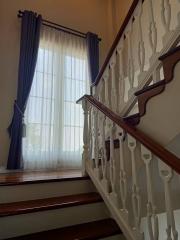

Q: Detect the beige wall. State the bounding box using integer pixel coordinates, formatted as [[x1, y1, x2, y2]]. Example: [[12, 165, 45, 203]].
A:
[[104, 0, 134, 45], [112, 0, 133, 35], [0, 0, 131, 168]]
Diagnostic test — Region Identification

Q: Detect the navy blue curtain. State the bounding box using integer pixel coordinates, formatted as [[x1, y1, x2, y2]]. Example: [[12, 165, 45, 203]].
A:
[[7, 11, 42, 169], [86, 32, 99, 84]]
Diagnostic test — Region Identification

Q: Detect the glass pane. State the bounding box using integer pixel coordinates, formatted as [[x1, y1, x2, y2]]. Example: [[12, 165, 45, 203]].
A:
[[64, 102, 75, 126], [27, 97, 42, 124], [31, 72, 43, 97], [36, 48, 44, 72], [63, 126, 82, 152], [64, 78, 72, 102], [43, 73, 54, 99], [42, 99, 54, 124], [65, 56, 72, 78], [26, 123, 41, 151]]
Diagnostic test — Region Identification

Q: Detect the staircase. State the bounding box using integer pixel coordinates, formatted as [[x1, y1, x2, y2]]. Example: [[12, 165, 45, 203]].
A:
[[1, 0, 180, 239], [77, 0, 180, 239], [0, 172, 124, 239]]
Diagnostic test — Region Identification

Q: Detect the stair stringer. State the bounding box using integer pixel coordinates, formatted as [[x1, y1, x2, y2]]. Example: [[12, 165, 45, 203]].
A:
[[102, 129, 180, 215], [86, 161, 136, 240], [90, 135, 180, 240], [137, 61, 180, 147]]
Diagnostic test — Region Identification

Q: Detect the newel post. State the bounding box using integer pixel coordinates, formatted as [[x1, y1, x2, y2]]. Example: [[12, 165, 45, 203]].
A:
[[82, 99, 90, 176]]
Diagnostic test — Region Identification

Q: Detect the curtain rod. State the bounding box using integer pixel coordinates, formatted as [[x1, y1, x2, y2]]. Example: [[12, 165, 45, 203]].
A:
[[18, 10, 101, 41]]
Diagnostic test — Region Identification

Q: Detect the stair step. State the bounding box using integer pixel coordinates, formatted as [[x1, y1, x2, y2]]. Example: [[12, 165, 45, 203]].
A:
[[134, 80, 165, 96], [123, 113, 140, 125], [0, 192, 102, 217], [124, 80, 165, 126], [159, 45, 180, 60], [100, 235, 126, 240], [0, 171, 95, 203], [0, 170, 89, 186], [8, 219, 121, 240]]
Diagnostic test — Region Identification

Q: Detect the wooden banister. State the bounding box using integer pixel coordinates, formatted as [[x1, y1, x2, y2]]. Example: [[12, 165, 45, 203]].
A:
[[77, 95, 180, 174], [92, 0, 140, 87]]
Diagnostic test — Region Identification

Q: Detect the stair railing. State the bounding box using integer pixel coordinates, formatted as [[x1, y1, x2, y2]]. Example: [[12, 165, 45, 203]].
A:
[[77, 94, 180, 240], [92, 0, 180, 116]]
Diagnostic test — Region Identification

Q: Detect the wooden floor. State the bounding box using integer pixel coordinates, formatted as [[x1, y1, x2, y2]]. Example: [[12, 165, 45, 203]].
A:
[[0, 169, 88, 186]]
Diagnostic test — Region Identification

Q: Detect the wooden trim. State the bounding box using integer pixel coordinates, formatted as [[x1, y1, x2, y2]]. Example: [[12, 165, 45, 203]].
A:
[[9, 218, 121, 240], [0, 192, 102, 217], [159, 45, 180, 83], [0, 171, 89, 186], [91, 0, 140, 87], [159, 45, 180, 60], [135, 80, 165, 96], [136, 81, 165, 116], [77, 95, 180, 174], [0, 176, 90, 186], [123, 46, 180, 125], [123, 113, 140, 126]]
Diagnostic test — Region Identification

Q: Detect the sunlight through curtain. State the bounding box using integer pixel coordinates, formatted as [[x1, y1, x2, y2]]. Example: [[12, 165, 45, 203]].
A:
[[22, 26, 90, 170]]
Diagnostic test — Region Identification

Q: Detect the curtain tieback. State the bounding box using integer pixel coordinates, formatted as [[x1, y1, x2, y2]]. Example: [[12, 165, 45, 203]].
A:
[[14, 100, 24, 117], [14, 100, 26, 137]]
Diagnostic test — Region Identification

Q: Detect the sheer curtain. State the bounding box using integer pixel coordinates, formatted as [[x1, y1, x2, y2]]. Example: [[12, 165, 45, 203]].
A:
[[22, 26, 90, 170]]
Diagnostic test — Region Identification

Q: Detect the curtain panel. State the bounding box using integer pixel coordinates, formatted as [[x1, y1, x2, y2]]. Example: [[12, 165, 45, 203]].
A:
[[86, 32, 99, 84], [22, 26, 90, 170], [7, 11, 42, 169]]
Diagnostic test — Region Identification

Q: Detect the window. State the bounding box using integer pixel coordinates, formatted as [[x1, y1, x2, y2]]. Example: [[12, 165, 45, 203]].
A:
[[23, 26, 89, 169]]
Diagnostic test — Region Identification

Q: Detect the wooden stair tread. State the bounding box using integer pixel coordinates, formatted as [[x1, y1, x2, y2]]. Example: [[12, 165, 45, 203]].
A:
[[0, 192, 102, 217], [0, 170, 89, 186], [124, 47, 180, 126], [9, 218, 121, 240], [159, 45, 180, 60], [123, 113, 139, 121], [124, 81, 166, 126], [135, 80, 165, 96]]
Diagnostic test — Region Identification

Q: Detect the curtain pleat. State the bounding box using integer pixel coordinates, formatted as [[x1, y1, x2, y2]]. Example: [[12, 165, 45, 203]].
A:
[[86, 32, 99, 83], [7, 11, 42, 169], [23, 26, 90, 170]]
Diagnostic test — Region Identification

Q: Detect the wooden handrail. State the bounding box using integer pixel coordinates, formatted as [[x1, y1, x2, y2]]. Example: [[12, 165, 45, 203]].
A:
[[92, 0, 140, 87], [77, 95, 180, 174]]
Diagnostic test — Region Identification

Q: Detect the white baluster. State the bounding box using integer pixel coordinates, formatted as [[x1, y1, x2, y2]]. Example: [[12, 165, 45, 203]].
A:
[[110, 54, 117, 113], [152, 66, 161, 83], [126, 22, 135, 98], [88, 106, 93, 167], [117, 41, 125, 113], [119, 128, 129, 223], [158, 161, 178, 240], [99, 80, 104, 103], [109, 122, 118, 206], [137, 1, 146, 83], [127, 134, 143, 239], [141, 145, 159, 240], [161, 0, 173, 46], [94, 82, 99, 100], [82, 99, 90, 176], [178, 0, 180, 26], [161, 0, 171, 33], [148, 0, 158, 64], [93, 108, 100, 179], [100, 114, 109, 192], [103, 68, 110, 108]]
